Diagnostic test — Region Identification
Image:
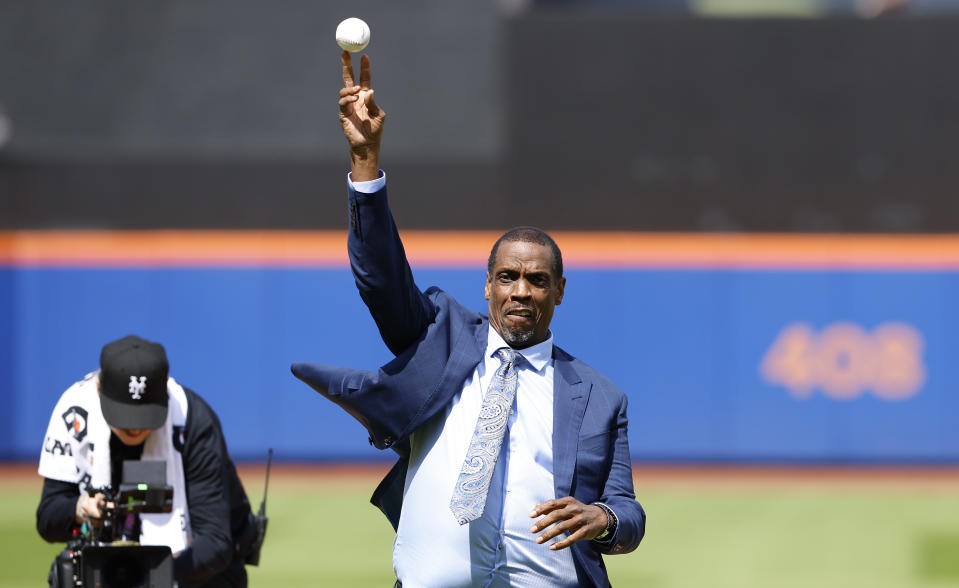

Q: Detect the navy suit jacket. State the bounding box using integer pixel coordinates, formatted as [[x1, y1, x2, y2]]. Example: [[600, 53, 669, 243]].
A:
[[292, 184, 645, 587]]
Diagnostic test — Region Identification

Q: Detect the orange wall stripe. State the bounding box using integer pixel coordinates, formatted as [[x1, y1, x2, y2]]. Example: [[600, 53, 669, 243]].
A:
[[3, 230, 959, 270]]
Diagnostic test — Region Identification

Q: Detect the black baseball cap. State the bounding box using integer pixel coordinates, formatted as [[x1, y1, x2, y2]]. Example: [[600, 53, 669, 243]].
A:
[[98, 335, 169, 430]]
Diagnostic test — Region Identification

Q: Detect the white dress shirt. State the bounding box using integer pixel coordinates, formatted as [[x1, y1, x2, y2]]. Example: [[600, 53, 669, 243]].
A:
[[392, 327, 578, 588]]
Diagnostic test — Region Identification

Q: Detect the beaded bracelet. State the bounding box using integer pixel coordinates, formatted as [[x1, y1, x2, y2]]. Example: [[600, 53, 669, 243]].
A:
[[591, 501, 618, 542]]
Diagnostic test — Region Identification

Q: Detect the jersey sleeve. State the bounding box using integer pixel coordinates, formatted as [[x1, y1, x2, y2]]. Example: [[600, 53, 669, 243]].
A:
[[37, 391, 83, 484], [36, 477, 81, 543]]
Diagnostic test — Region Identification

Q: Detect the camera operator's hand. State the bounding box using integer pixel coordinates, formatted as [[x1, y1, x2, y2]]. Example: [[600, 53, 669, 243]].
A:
[[75, 492, 106, 525]]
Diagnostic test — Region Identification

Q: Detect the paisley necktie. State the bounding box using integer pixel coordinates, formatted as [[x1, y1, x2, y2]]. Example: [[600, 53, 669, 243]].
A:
[[450, 347, 518, 525]]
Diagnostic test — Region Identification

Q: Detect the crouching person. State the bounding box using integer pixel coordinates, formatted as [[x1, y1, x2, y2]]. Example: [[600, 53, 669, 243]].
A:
[[37, 335, 259, 587]]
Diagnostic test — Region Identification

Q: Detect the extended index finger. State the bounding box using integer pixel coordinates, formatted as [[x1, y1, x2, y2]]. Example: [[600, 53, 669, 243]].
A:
[[341, 51, 355, 88]]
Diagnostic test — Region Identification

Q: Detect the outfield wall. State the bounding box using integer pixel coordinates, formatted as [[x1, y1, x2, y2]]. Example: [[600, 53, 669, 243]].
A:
[[3, 231, 957, 463]]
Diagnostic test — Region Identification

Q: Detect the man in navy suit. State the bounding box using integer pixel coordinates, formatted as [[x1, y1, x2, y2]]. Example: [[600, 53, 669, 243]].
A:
[[292, 52, 645, 587]]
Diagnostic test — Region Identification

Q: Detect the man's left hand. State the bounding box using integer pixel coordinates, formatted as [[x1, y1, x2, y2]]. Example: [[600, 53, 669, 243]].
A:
[[529, 496, 608, 550]]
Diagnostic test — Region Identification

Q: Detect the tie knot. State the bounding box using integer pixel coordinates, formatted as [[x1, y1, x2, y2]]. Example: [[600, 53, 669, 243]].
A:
[[496, 347, 517, 366]]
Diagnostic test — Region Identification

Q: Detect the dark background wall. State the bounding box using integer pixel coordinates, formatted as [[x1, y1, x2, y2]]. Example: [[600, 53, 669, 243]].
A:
[[0, 1, 500, 163], [0, 0, 504, 230], [2, 5, 959, 231], [503, 15, 959, 232]]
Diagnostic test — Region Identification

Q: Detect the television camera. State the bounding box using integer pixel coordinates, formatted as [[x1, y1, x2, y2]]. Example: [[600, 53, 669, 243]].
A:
[[48, 452, 271, 588], [48, 460, 174, 588]]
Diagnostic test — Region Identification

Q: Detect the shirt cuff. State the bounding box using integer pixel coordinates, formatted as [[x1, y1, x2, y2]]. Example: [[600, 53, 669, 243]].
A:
[[347, 170, 387, 193]]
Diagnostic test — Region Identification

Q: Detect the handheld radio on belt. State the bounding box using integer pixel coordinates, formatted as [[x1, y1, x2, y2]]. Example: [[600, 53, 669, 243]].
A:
[[245, 448, 272, 566]]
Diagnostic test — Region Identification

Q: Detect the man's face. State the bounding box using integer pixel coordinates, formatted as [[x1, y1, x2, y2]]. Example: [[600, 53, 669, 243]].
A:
[[485, 240, 565, 349]]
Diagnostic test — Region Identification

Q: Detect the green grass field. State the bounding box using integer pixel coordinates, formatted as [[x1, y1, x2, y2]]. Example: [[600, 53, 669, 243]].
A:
[[4, 468, 959, 587]]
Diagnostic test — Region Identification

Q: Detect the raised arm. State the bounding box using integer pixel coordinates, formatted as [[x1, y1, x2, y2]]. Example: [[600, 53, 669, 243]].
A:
[[339, 51, 434, 354]]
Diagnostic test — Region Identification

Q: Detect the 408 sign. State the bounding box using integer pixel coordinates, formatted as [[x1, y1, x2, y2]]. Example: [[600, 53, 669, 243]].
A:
[[760, 322, 925, 401]]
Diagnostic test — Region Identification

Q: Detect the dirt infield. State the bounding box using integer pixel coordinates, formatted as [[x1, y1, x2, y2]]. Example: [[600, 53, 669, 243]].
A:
[[6, 462, 959, 492]]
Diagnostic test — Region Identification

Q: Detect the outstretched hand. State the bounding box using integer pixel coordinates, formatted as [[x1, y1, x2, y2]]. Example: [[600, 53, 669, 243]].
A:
[[339, 51, 385, 181], [529, 496, 609, 550]]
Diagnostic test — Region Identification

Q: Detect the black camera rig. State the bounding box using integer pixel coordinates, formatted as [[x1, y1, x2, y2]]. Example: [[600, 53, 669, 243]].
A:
[[49, 460, 175, 588], [48, 453, 271, 588]]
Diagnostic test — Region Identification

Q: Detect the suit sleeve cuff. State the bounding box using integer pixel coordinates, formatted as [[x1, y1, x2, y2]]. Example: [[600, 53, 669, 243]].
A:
[[348, 170, 387, 193]]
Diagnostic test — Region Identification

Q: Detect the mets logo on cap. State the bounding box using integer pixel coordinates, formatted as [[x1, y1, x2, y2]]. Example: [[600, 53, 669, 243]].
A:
[[129, 376, 148, 400], [98, 335, 170, 430]]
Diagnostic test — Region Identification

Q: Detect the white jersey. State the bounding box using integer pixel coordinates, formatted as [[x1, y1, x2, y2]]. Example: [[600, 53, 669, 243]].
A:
[[38, 371, 193, 552]]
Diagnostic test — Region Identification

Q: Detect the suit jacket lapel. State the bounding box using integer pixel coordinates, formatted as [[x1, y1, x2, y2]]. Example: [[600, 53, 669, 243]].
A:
[[552, 354, 588, 498], [407, 316, 488, 436]]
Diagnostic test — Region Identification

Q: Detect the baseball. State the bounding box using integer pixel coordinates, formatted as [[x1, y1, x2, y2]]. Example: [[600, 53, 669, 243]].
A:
[[336, 17, 370, 53]]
